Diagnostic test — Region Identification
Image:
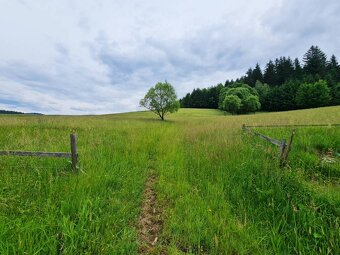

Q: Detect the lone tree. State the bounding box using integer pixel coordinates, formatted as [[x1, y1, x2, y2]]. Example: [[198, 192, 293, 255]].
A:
[[140, 81, 180, 120]]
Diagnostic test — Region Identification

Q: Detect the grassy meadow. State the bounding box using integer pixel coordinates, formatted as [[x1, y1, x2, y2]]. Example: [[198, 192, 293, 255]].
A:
[[0, 106, 339, 254]]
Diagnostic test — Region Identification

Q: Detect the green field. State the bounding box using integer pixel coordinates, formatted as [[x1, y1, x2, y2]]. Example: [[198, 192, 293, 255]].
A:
[[0, 106, 339, 254]]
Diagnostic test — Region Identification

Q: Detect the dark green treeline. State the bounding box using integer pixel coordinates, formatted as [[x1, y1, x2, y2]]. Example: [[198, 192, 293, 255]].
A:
[[180, 46, 340, 111]]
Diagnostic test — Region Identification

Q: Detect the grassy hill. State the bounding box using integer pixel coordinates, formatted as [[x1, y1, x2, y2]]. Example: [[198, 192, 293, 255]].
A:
[[0, 106, 339, 254]]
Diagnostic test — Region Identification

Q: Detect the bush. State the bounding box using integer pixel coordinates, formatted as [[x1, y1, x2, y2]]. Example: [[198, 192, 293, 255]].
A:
[[222, 95, 241, 114], [243, 95, 261, 113], [296, 80, 331, 108], [219, 83, 261, 114]]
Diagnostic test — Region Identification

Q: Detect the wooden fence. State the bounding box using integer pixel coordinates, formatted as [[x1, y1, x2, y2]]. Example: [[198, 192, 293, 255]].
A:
[[0, 133, 78, 170], [242, 125, 295, 167]]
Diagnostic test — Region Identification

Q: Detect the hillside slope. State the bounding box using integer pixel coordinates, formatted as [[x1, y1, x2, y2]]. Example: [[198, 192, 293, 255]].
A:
[[0, 106, 339, 254]]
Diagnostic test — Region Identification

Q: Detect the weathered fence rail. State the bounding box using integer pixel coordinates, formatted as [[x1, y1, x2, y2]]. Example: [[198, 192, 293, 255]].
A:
[[243, 127, 283, 147], [242, 124, 295, 167], [0, 133, 78, 170], [0, 151, 71, 157]]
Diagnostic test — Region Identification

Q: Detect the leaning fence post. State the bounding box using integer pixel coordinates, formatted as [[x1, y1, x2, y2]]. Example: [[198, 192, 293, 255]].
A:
[[279, 140, 286, 165], [280, 129, 295, 167], [70, 134, 78, 170]]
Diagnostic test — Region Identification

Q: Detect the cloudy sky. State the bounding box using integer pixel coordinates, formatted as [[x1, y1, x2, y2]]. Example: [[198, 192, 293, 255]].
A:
[[0, 0, 339, 114]]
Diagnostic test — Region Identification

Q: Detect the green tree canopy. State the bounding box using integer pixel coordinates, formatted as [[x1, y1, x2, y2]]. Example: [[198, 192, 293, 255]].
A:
[[296, 80, 331, 109], [263, 60, 277, 86], [222, 95, 241, 115], [255, 80, 270, 110], [219, 83, 261, 114], [252, 63, 263, 84], [219, 83, 258, 106], [293, 58, 303, 80], [275, 57, 294, 84], [140, 81, 180, 120], [243, 95, 261, 113], [303, 45, 327, 78], [330, 83, 340, 105]]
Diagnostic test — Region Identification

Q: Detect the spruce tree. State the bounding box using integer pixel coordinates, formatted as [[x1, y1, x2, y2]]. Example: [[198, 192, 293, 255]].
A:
[[327, 55, 340, 81], [244, 68, 254, 86], [293, 58, 303, 80], [252, 63, 263, 84], [303, 45, 327, 78], [275, 57, 294, 85], [263, 60, 277, 86]]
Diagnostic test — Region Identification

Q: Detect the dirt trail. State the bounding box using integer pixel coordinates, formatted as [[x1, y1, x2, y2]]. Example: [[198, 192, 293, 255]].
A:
[[137, 172, 165, 254]]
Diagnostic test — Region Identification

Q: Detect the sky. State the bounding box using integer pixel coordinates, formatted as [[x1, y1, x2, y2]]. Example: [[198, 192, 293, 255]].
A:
[[0, 0, 339, 114]]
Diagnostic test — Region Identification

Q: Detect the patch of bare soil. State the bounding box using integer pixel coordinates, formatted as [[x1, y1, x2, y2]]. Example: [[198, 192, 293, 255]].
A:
[[138, 173, 165, 254]]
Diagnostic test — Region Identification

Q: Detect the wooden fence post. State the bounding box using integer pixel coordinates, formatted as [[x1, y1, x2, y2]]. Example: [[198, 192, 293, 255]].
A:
[[280, 129, 295, 167], [70, 134, 78, 170], [279, 140, 286, 161]]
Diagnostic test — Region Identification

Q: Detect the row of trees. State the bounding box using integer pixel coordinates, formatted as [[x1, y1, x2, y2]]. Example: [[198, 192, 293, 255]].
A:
[[180, 46, 340, 113], [0, 110, 23, 114]]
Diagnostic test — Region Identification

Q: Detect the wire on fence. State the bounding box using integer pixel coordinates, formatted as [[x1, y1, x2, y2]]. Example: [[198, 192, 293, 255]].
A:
[[242, 124, 295, 167]]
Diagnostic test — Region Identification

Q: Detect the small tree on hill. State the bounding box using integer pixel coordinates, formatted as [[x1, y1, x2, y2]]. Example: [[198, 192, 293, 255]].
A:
[[140, 81, 180, 120]]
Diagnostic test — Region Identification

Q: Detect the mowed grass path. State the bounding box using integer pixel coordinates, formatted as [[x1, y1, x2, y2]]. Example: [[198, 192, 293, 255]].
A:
[[0, 106, 339, 254]]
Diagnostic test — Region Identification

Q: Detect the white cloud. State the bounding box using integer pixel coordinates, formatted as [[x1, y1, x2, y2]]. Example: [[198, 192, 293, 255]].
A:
[[0, 0, 339, 114]]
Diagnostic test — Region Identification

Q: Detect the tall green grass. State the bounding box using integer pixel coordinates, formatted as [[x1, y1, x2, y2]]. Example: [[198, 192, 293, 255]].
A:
[[0, 106, 339, 254]]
